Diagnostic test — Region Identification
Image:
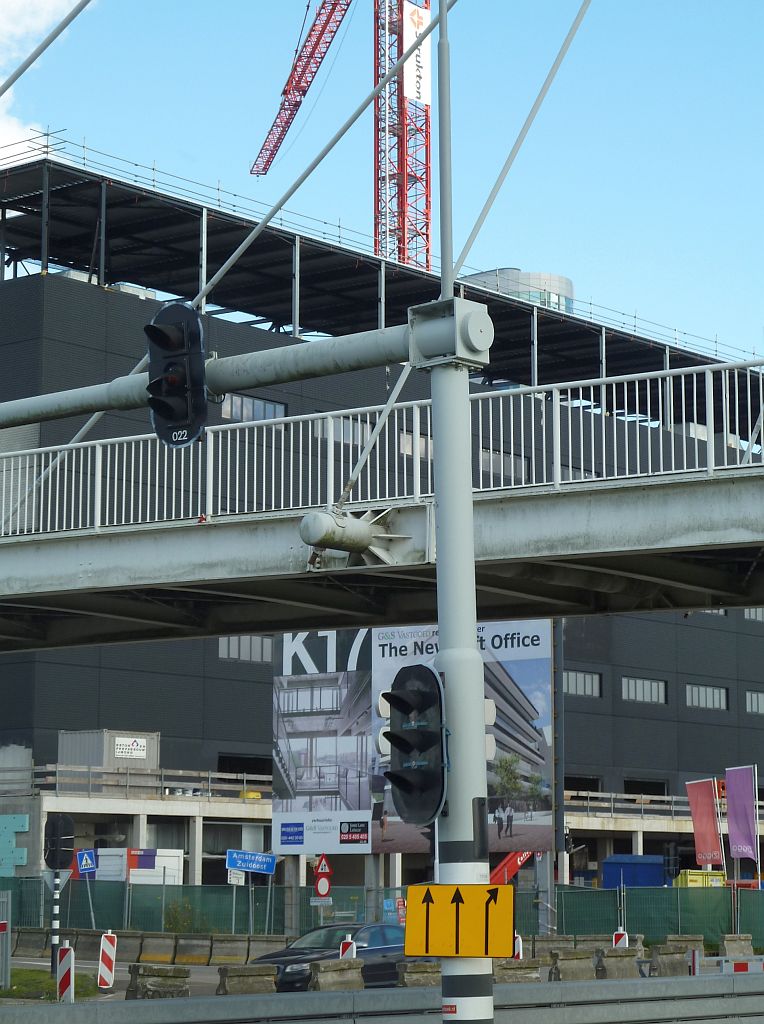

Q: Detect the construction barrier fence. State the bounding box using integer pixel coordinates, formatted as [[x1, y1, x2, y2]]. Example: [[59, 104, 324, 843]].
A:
[[4, 878, 762, 947]]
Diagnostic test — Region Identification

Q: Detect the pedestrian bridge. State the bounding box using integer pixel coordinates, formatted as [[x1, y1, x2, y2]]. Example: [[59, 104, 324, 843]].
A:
[[0, 358, 763, 651]]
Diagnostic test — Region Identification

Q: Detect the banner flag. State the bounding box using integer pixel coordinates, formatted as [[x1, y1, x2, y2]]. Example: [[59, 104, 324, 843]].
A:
[[685, 778, 724, 866], [726, 765, 759, 862]]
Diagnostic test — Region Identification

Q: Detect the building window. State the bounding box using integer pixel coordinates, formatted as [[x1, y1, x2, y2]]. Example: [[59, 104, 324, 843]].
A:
[[219, 635, 273, 663], [479, 449, 527, 484], [563, 671, 601, 698], [686, 683, 728, 710], [399, 430, 433, 460], [622, 676, 666, 704], [222, 394, 285, 422], [701, 608, 727, 616], [313, 416, 371, 446], [746, 691, 764, 714], [744, 608, 764, 623]]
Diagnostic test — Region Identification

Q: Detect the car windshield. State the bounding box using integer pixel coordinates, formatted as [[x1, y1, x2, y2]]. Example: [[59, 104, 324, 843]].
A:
[[290, 925, 359, 950]]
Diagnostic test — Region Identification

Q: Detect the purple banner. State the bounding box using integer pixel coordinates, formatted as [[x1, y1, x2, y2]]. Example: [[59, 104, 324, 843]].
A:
[[726, 765, 758, 861]]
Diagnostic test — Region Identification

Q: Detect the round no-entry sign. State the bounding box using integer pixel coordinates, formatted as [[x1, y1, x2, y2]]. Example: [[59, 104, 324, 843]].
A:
[[315, 875, 331, 898]]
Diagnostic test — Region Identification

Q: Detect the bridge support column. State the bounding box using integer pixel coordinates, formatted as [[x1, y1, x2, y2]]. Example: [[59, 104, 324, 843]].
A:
[[131, 813, 148, 849], [188, 816, 203, 886], [632, 829, 644, 855]]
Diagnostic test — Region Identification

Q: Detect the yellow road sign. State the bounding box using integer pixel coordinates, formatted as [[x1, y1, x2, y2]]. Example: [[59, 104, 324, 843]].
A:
[[404, 883, 515, 958]]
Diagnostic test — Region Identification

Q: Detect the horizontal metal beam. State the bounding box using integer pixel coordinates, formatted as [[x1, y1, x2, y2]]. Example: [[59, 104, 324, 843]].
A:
[[0, 324, 410, 429]]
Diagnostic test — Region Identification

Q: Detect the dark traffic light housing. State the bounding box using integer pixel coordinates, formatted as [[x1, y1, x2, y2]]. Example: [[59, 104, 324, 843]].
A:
[[145, 301, 207, 448], [383, 663, 447, 826], [44, 813, 75, 871]]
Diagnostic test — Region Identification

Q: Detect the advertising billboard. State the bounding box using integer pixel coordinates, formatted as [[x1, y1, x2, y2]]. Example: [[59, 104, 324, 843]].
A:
[[271, 621, 553, 856]]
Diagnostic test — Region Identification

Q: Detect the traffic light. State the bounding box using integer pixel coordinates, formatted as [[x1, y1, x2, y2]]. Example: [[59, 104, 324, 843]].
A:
[[144, 301, 207, 448], [44, 813, 75, 871], [382, 663, 447, 826]]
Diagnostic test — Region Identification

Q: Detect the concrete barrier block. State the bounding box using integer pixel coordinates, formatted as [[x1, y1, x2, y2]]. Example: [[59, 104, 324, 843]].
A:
[[125, 964, 190, 1000], [665, 934, 704, 952], [601, 948, 641, 979], [533, 935, 575, 959], [174, 933, 212, 966], [74, 929, 104, 962], [139, 931, 177, 965], [721, 934, 754, 958], [548, 948, 597, 981], [216, 964, 277, 995], [397, 960, 440, 987], [114, 931, 143, 964], [13, 928, 48, 958], [308, 958, 364, 991], [210, 934, 250, 965], [247, 935, 288, 961], [494, 958, 542, 983], [650, 945, 691, 977]]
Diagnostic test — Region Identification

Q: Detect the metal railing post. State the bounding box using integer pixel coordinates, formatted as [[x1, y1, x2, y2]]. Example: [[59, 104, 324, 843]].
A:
[[93, 443, 103, 529], [552, 389, 562, 489], [705, 368, 716, 475]]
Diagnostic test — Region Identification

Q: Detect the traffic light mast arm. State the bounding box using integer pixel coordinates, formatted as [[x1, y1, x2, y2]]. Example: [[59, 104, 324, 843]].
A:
[[0, 296, 493, 430]]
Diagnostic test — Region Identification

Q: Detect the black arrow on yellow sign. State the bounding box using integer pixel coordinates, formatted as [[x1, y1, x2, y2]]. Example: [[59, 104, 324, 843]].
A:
[[451, 888, 464, 953], [484, 887, 498, 955], [422, 887, 434, 953]]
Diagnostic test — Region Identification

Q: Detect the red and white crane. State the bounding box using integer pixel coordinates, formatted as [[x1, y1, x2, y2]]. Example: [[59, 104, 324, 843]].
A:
[[251, 0, 432, 270]]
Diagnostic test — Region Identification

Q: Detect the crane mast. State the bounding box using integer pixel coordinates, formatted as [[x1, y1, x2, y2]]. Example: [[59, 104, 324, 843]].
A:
[[251, 1, 353, 176], [252, 1, 432, 271], [374, 0, 431, 269]]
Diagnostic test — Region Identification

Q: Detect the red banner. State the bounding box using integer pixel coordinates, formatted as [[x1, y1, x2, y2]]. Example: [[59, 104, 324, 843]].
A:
[[686, 779, 723, 865]]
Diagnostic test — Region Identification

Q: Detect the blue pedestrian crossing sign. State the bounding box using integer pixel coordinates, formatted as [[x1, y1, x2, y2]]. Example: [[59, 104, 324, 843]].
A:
[[76, 849, 97, 874]]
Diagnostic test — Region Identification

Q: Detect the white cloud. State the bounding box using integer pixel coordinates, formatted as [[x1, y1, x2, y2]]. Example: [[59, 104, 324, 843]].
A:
[[0, 0, 81, 158], [0, 0, 75, 68]]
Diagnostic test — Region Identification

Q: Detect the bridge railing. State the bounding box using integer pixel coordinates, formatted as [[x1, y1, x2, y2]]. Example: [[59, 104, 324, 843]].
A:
[[1, 358, 762, 538]]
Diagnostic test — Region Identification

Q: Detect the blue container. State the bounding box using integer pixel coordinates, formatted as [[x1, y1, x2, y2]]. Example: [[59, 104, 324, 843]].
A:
[[601, 854, 666, 888]]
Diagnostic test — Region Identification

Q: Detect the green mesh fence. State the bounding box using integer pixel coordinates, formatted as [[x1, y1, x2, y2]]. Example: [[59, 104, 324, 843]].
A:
[[0, 877, 740, 945], [556, 886, 619, 936], [737, 889, 764, 950], [515, 890, 540, 937], [298, 886, 366, 934]]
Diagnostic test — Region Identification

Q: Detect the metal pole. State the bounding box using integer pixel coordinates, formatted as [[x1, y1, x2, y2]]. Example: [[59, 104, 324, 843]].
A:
[[433, 6, 492, 1020], [50, 870, 60, 975], [437, 0, 454, 299], [265, 875, 273, 936], [199, 208, 208, 314], [0, 0, 94, 101], [41, 163, 49, 275], [292, 235, 301, 338], [432, 360, 492, 1024], [248, 874, 253, 935], [86, 875, 96, 930], [231, 883, 236, 935], [98, 181, 107, 287], [161, 866, 166, 932]]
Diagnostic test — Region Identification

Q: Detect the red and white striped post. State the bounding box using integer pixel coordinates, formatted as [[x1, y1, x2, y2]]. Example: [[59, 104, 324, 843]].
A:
[[56, 941, 75, 1004], [97, 931, 117, 989]]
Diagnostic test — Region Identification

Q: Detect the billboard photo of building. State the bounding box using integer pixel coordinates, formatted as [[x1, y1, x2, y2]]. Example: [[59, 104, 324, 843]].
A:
[[271, 622, 553, 856]]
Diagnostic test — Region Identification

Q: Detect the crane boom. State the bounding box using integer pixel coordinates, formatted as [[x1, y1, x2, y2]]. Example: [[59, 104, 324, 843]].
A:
[[251, 0, 353, 176]]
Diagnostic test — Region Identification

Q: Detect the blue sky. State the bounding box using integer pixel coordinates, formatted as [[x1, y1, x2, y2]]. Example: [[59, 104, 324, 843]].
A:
[[2, 0, 763, 359]]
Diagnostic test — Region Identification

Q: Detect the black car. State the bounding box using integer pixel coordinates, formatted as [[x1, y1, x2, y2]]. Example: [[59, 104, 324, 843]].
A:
[[254, 922, 407, 991]]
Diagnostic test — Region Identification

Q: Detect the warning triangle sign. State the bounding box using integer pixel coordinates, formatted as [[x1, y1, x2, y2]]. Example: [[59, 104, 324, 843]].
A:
[[314, 854, 332, 876]]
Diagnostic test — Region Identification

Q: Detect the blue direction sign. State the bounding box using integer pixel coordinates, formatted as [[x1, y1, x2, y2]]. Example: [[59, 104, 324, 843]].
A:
[[76, 849, 97, 875], [225, 849, 277, 875]]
